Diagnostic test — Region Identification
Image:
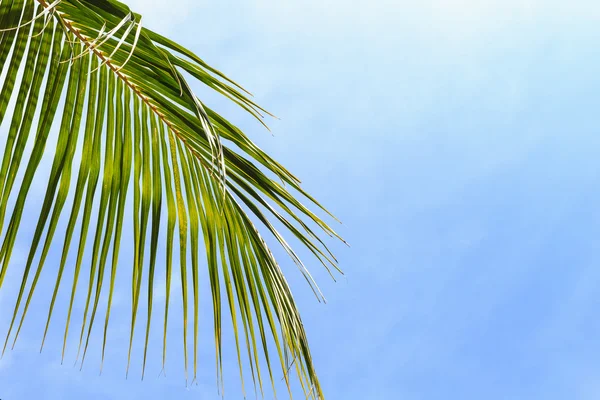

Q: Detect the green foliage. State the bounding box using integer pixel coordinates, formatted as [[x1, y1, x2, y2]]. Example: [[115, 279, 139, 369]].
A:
[[0, 1, 343, 398]]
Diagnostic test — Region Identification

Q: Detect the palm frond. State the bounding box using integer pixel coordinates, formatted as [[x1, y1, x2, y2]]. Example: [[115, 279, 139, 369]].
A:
[[0, 1, 344, 398]]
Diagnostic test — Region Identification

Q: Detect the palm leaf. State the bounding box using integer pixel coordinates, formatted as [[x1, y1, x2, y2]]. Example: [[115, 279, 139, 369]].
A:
[[0, 1, 344, 398]]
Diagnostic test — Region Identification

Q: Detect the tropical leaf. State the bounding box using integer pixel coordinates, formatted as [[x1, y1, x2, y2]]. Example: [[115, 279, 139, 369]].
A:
[[0, 1, 344, 398]]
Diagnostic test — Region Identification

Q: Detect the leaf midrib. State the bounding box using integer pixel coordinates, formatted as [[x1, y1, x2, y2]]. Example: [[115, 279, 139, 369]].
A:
[[34, 0, 202, 161]]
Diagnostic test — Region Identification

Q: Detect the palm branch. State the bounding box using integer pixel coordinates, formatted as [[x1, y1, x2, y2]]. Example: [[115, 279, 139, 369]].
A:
[[0, 0, 343, 398]]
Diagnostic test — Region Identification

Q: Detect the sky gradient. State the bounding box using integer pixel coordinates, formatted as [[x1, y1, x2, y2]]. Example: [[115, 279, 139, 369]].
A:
[[3, 0, 600, 399]]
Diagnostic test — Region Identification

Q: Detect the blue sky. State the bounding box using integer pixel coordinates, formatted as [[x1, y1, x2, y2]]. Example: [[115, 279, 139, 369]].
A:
[[3, 0, 600, 399]]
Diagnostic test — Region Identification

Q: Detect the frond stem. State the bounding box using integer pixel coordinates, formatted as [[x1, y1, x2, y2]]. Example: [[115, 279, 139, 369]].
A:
[[34, 0, 202, 161]]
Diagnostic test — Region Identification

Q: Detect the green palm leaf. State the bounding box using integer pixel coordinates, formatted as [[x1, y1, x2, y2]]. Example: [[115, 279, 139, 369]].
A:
[[0, 1, 343, 398]]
